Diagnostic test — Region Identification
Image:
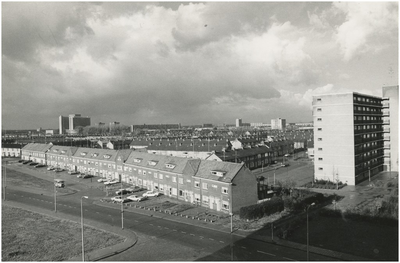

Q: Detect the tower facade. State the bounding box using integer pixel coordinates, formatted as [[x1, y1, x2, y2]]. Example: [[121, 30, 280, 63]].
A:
[[382, 86, 399, 172], [313, 92, 384, 185]]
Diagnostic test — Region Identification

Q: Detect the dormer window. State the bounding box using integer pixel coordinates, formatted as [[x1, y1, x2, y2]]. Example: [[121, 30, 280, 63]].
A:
[[165, 163, 175, 169], [133, 158, 142, 163], [80, 152, 87, 156], [148, 160, 158, 166], [61, 150, 66, 154], [53, 149, 59, 152], [211, 170, 226, 177], [92, 153, 98, 157], [103, 154, 111, 159]]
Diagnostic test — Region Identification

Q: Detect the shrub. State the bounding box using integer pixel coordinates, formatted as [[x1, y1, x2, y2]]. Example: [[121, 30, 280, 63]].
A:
[[240, 197, 284, 220]]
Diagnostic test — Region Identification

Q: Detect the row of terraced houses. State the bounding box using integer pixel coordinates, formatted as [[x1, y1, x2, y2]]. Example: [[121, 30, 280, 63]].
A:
[[20, 143, 258, 213]]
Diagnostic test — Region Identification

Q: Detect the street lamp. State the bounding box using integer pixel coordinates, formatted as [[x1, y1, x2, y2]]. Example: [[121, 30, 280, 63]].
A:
[[273, 168, 276, 186], [121, 178, 124, 229], [81, 196, 88, 261], [230, 212, 234, 261], [3, 161, 7, 201], [368, 167, 371, 182], [54, 172, 57, 212], [306, 203, 315, 261]]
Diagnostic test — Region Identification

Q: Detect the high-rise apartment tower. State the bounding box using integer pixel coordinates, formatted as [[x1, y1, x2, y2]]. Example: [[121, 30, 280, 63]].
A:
[[313, 92, 384, 185]]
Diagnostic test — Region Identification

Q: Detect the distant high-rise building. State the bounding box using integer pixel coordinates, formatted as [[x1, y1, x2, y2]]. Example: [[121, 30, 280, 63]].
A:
[[236, 118, 242, 127], [313, 92, 384, 185], [382, 85, 399, 172], [271, 118, 286, 130], [59, 114, 91, 134]]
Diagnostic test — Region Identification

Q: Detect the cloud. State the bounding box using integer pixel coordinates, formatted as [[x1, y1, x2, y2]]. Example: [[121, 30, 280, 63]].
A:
[[333, 2, 398, 61]]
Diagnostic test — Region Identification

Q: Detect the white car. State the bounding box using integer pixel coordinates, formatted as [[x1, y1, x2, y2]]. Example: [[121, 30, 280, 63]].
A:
[[111, 196, 128, 203], [104, 180, 119, 185], [97, 178, 108, 183], [68, 170, 79, 175], [127, 195, 147, 202], [142, 190, 161, 197], [47, 166, 55, 171]]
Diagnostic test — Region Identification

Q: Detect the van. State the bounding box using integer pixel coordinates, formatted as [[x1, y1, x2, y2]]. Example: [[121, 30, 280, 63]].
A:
[[54, 179, 65, 188]]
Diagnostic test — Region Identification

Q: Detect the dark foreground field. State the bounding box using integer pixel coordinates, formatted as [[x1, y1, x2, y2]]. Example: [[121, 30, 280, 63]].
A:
[[2, 205, 125, 261]]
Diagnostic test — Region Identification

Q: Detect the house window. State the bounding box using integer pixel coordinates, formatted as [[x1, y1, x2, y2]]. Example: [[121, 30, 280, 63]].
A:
[[317, 108, 322, 111], [202, 182, 208, 190], [138, 169, 142, 175], [222, 187, 228, 194], [317, 98, 321, 101], [154, 173, 158, 179], [159, 174, 163, 180], [143, 171, 146, 175], [317, 118, 322, 121], [194, 181, 200, 188], [172, 176, 176, 183], [318, 128, 322, 131], [318, 138, 322, 141], [179, 190, 184, 197], [318, 167, 323, 170], [203, 195, 209, 205], [178, 178, 183, 184], [318, 148, 323, 151], [222, 202, 230, 210], [318, 158, 323, 161]]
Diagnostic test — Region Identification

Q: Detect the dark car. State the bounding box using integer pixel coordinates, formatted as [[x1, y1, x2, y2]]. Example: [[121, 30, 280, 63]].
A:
[[22, 160, 32, 164], [35, 164, 46, 168], [18, 160, 25, 163], [29, 162, 39, 166]]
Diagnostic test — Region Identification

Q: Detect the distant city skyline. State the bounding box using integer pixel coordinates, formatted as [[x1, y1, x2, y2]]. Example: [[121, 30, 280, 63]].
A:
[[2, 2, 398, 129]]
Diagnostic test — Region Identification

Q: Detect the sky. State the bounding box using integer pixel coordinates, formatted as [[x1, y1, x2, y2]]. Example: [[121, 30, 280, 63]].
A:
[[2, 2, 398, 130]]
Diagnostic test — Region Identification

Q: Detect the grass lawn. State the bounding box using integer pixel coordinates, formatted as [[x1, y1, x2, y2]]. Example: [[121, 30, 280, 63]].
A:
[[2, 205, 125, 261], [287, 213, 398, 261]]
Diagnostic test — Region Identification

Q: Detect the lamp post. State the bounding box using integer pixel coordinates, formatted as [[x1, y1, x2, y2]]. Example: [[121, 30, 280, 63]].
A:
[[121, 178, 124, 229], [273, 168, 276, 186], [306, 203, 315, 261], [230, 212, 234, 261], [3, 161, 7, 201], [54, 172, 57, 212], [368, 167, 371, 182], [81, 196, 88, 261]]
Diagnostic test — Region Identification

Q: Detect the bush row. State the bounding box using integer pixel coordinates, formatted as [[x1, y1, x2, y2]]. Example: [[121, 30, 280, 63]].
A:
[[318, 208, 398, 226], [239, 197, 284, 220]]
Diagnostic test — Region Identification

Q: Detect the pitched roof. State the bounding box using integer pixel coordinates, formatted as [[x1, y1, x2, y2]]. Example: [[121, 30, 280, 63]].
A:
[[22, 143, 52, 152], [194, 160, 244, 183], [73, 147, 119, 162], [47, 145, 79, 156]]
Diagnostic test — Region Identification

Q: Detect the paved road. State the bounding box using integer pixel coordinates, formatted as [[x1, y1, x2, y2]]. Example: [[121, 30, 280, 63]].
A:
[[5, 187, 337, 261]]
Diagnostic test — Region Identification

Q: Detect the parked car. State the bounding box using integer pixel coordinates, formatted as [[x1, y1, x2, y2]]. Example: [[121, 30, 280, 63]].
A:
[[18, 160, 25, 163], [54, 179, 65, 188], [126, 186, 140, 193], [68, 170, 79, 175], [142, 190, 161, 197], [47, 166, 55, 171], [22, 160, 32, 164], [127, 195, 147, 202], [97, 178, 108, 183], [281, 163, 289, 167], [55, 168, 64, 172], [34, 164, 46, 168], [284, 154, 291, 157], [111, 196, 128, 203], [104, 180, 119, 185], [115, 189, 131, 195], [77, 173, 87, 178], [29, 162, 39, 166], [81, 174, 93, 179]]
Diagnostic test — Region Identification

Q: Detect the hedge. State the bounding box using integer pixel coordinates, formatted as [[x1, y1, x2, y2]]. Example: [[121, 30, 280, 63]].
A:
[[239, 197, 284, 220], [318, 208, 398, 226]]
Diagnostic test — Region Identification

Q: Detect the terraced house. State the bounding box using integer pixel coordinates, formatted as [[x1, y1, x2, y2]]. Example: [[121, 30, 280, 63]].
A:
[[19, 143, 259, 213], [46, 145, 78, 170], [21, 143, 52, 164]]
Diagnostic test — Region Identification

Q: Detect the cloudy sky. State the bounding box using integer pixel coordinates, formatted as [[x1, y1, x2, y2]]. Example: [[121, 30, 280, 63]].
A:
[[2, 2, 398, 130]]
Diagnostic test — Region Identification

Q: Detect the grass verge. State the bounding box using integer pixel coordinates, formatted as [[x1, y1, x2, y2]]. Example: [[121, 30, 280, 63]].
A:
[[2, 205, 125, 261]]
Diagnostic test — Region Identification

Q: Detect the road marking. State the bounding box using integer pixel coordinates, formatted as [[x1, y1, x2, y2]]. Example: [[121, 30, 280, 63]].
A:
[[172, 229, 177, 231], [257, 250, 276, 256], [283, 257, 296, 261], [219, 241, 224, 243], [164, 227, 169, 229], [150, 223, 154, 226], [181, 231, 186, 234], [190, 234, 195, 236], [209, 238, 214, 241], [199, 236, 204, 239], [241, 246, 247, 249]]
